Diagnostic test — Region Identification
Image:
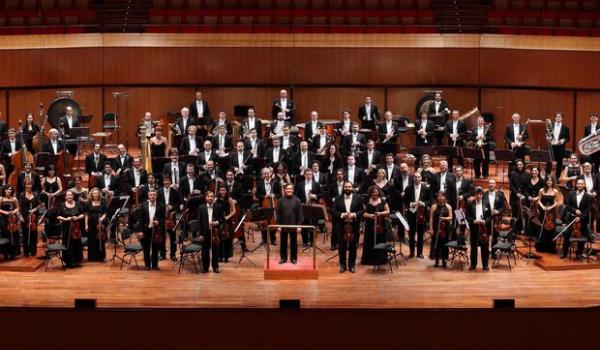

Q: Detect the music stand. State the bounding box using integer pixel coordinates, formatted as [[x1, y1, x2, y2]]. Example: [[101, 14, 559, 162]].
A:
[[529, 150, 550, 172], [108, 196, 130, 263], [180, 155, 198, 166], [377, 142, 396, 157], [248, 207, 275, 252], [494, 149, 515, 184], [34, 152, 52, 172], [234, 212, 256, 267], [79, 114, 93, 125], [302, 204, 327, 254], [68, 126, 91, 171]]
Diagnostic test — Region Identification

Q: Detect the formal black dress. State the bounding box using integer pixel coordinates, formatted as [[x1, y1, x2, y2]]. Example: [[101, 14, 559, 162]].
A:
[[430, 204, 451, 262], [21, 123, 40, 151], [41, 177, 60, 206], [217, 198, 233, 261], [59, 203, 83, 267], [536, 194, 557, 253], [360, 200, 387, 265], [564, 165, 581, 190], [150, 141, 167, 177], [0, 199, 20, 258], [86, 201, 106, 262], [19, 192, 40, 256]]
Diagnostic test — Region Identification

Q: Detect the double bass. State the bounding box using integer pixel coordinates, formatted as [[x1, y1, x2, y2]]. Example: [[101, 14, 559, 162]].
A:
[[32, 103, 49, 153], [7, 144, 34, 188]]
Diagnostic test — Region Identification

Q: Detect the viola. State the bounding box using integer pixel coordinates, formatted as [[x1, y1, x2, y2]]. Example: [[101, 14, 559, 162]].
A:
[[437, 218, 447, 240], [343, 215, 354, 242], [70, 219, 82, 240], [165, 209, 176, 231], [416, 204, 426, 225], [210, 222, 221, 246], [375, 214, 385, 235], [97, 222, 107, 241], [478, 221, 489, 242], [571, 219, 582, 239], [152, 222, 164, 245], [262, 191, 279, 226], [8, 213, 19, 234], [543, 209, 555, 231], [28, 212, 37, 232]]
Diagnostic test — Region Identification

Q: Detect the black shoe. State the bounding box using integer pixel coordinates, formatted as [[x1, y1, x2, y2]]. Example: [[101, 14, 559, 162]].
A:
[[152, 266, 160, 271], [279, 259, 287, 264], [213, 268, 220, 273], [201, 269, 209, 273], [417, 254, 425, 259], [408, 254, 415, 259], [349, 266, 356, 273], [483, 266, 489, 271], [560, 254, 567, 259], [469, 266, 476, 271], [291, 259, 297, 264], [170, 255, 177, 262], [145, 266, 151, 271], [339, 266, 346, 273]]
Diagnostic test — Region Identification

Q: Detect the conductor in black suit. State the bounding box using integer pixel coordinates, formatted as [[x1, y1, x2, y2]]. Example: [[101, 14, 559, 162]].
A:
[[546, 112, 570, 177], [277, 183, 304, 264], [358, 95, 380, 130], [188, 90, 212, 126], [271, 89, 295, 124], [138, 189, 165, 271]]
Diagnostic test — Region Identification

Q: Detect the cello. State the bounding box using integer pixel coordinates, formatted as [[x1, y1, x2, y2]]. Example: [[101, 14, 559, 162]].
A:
[[32, 103, 49, 153], [7, 143, 34, 189]]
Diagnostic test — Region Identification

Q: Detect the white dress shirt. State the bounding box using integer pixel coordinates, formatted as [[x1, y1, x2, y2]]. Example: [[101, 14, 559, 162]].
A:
[[148, 202, 156, 227]]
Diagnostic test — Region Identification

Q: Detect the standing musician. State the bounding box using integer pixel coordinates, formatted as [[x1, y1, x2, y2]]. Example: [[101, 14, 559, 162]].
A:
[[427, 92, 450, 125], [0, 114, 6, 141], [138, 189, 165, 271], [485, 179, 506, 259], [305, 111, 323, 142], [96, 163, 119, 199], [279, 125, 298, 155], [295, 168, 321, 247], [201, 160, 223, 189], [211, 110, 233, 136], [545, 112, 570, 178], [454, 166, 473, 240], [342, 123, 366, 159], [174, 107, 197, 136], [377, 111, 399, 146], [224, 169, 244, 202], [277, 183, 303, 264], [335, 109, 353, 137], [416, 154, 436, 186], [20, 113, 40, 152], [1, 129, 23, 175], [559, 153, 582, 190], [241, 107, 263, 139], [162, 150, 185, 189], [0, 185, 21, 259], [157, 176, 181, 262], [17, 162, 41, 195], [310, 125, 331, 155], [328, 169, 346, 250], [140, 173, 159, 201], [360, 140, 382, 178], [212, 125, 233, 155], [125, 158, 148, 199], [536, 176, 561, 254], [85, 188, 107, 262], [179, 163, 203, 203], [395, 162, 413, 221], [271, 89, 295, 123], [381, 153, 400, 185], [509, 159, 529, 235], [415, 111, 435, 163], [269, 112, 290, 139], [332, 181, 364, 273], [429, 191, 453, 268], [361, 185, 390, 265], [198, 191, 224, 273], [85, 144, 107, 185], [323, 144, 343, 178], [0, 164, 5, 187], [471, 116, 492, 179], [343, 155, 364, 191], [584, 113, 600, 172], [466, 187, 491, 271], [578, 162, 599, 234], [197, 140, 217, 172], [58, 106, 80, 155], [217, 186, 239, 261], [40, 165, 63, 207], [149, 127, 168, 176], [432, 160, 457, 210], [114, 144, 133, 176], [137, 112, 155, 139], [358, 95, 380, 130], [57, 190, 84, 268], [311, 161, 327, 187], [188, 90, 212, 125], [41, 128, 66, 155], [254, 167, 282, 245], [504, 113, 529, 171], [69, 176, 89, 205], [403, 172, 431, 259], [179, 125, 203, 156], [444, 110, 468, 170], [561, 179, 592, 259], [19, 179, 42, 257], [292, 141, 314, 178], [244, 128, 266, 160], [266, 137, 285, 169], [231, 140, 252, 177]]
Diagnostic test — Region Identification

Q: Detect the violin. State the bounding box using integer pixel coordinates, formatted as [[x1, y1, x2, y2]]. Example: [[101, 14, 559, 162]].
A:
[[70, 219, 82, 240], [152, 222, 164, 245], [8, 213, 19, 234], [571, 219, 582, 239], [29, 211, 37, 232], [543, 209, 556, 231], [375, 214, 385, 235], [478, 221, 489, 242], [416, 203, 426, 225], [210, 222, 221, 246], [437, 218, 447, 240], [165, 208, 176, 231], [97, 221, 107, 241], [343, 215, 354, 242]]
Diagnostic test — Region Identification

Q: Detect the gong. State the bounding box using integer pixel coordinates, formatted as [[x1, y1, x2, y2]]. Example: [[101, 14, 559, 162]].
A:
[[47, 97, 82, 129]]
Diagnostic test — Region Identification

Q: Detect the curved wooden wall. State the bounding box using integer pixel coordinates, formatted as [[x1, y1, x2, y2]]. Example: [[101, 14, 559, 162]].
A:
[[1, 33, 600, 150]]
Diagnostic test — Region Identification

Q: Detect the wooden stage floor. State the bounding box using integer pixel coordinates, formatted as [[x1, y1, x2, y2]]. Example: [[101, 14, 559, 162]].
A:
[[1, 237, 600, 309]]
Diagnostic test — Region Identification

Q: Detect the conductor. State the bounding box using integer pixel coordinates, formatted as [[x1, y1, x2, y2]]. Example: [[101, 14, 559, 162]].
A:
[[276, 183, 303, 264]]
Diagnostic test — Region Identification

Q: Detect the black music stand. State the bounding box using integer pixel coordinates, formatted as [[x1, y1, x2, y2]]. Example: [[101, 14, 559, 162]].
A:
[[494, 149, 515, 184], [34, 152, 52, 172], [234, 212, 256, 267], [108, 196, 130, 263], [180, 155, 197, 166], [302, 204, 327, 254], [249, 207, 275, 252], [376, 142, 396, 157], [529, 150, 550, 172], [68, 126, 91, 171]]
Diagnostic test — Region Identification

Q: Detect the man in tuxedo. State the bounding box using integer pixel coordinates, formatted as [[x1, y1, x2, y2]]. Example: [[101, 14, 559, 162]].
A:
[[342, 123, 366, 159], [377, 111, 399, 148], [97, 162, 120, 198], [138, 190, 165, 271], [266, 137, 285, 169], [162, 150, 185, 189], [197, 190, 224, 273], [305, 111, 323, 143], [85, 143, 107, 179], [403, 172, 431, 258], [279, 125, 298, 155], [546, 112, 570, 177], [1, 129, 23, 175], [291, 141, 314, 178], [174, 107, 197, 136], [578, 162, 599, 231], [427, 92, 449, 145], [277, 183, 303, 264], [139, 173, 159, 202], [393, 162, 413, 239], [358, 95, 380, 130], [201, 160, 222, 188], [113, 144, 133, 176], [472, 116, 492, 179], [432, 160, 457, 210], [332, 181, 364, 273], [295, 168, 321, 246], [125, 157, 148, 195], [241, 107, 262, 139], [381, 153, 401, 185], [188, 90, 212, 126], [211, 110, 233, 136], [584, 113, 600, 172], [196, 140, 217, 171], [41, 129, 66, 155], [244, 128, 266, 160], [328, 169, 346, 250], [360, 139, 382, 178], [212, 125, 233, 155], [504, 113, 529, 171], [454, 166, 474, 209], [466, 187, 491, 271], [416, 111, 435, 147], [230, 140, 252, 177], [157, 176, 181, 261], [561, 179, 592, 259], [344, 155, 364, 191], [310, 125, 331, 155], [58, 105, 80, 154], [179, 162, 203, 201], [255, 167, 282, 245], [271, 89, 295, 123], [0, 115, 7, 141], [484, 179, 506, 259], [335, 109, 353, 137], [179, 125, 203, 156], [269, 112, 290, 139], [311, 160, 327, 186], [445, 109, 468, 170], [16, 162, 41, 194]]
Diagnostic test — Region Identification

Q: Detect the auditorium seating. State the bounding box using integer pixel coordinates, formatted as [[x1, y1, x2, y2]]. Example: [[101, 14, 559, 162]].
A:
[[0, 0, 96, 34]]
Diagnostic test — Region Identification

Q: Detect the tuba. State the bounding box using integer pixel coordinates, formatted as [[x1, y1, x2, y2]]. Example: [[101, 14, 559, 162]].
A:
[[578, 130, 600, 156]]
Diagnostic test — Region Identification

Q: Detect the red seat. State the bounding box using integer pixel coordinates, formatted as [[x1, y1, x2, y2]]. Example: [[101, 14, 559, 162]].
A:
[[488, 9, 506, 25]]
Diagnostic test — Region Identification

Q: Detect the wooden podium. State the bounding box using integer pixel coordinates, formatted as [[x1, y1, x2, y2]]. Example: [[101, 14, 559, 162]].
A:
[[264, 225, 319, 280]]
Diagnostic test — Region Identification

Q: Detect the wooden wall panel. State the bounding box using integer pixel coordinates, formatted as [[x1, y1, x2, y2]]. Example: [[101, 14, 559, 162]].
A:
[[575, 92, 600, 144], [480, 89, 576, 150], [0, 90, 7, 125], [294, 87, 385, 123], [40, 48, 103, 86], [0, 50, 42, 87]]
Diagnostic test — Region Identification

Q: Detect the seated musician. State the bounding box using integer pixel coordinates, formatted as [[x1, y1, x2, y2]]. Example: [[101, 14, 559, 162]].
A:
[[85, 144, 107, 183], [230, 140, 252, 177], [197, 190, 225, 273], [335, 109, 352, 137], [157, 176, 180, 262], [162, 149, 185, 189], [17, 162, 41, 195], [174, 107, 197, 136], [466, 187, 491, 271], [114, 144, 133, 176], [377, 111, 399, 145], [360, 140, 382, 178], [310, 125, 331, 155], [269, 112, 290, 139], [444, 109, 468, 170], [188, 90, 212, 126], [471, 116, 491, 179], [96, 162, 119, 199], [341, 123, 366, 159], [137, 112, 155, 139], [197, 140, 217, 172], [277, 183, 303, 265], [305, 111, 323, 142], [241, 107, 262, 139], [243, 128, 266, 160], [125, 157, 148, 199], [211, 110, 233, 136], [295, 168, 321, 247], [279, 125, 298, 155], [561, 179, 592, 259], [358, 95, 380, 130], [179, 125, 203, 156], [271, 89, 295, 123], [504, 113, 529, 171], [212, 125, 233, 156]]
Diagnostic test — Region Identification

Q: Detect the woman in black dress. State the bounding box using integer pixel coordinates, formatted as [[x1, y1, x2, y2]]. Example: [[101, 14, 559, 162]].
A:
[[371, 168, 393, 200], [559, 153, 582, 190], [57, 190, 84, 267], [69, 175, 89, 205], [323, 144, 343, 178], [416, 154, 436, 187], [20, 113, 40, 152], [85, 188, 107, 262], [0, 185, 21, 259], [536, 176, 561, 253], [150, 126, 168, 179], [19, 179, 42, 256], [216, 186, 237, 262], [429, 191, 453, 268], [361, 186, 390, 265], [40, 165, 63, 208]]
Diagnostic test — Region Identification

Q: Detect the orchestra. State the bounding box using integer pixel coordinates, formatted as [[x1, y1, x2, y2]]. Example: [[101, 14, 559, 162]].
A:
[[0, 91, 599, 280]]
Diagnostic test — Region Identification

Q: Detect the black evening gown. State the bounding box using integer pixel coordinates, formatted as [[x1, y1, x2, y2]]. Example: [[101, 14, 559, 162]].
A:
[[86, 201, 107, 262], [361, 201, 387, 265], [60, 203, 83, 267]]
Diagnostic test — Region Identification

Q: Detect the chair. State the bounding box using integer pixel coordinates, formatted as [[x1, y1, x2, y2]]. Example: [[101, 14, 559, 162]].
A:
[[372, 242, 396, 273], [44, 224, 67, 271], [119, 228, 144, 270], [492, 229, 518, 270], [446, 238, 469, 270], [0, 236, 11, 260], [177, 228, 202, 274]]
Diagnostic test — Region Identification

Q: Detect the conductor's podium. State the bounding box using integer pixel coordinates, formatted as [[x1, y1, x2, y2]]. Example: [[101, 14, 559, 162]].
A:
[[264, 225, 319, 280]]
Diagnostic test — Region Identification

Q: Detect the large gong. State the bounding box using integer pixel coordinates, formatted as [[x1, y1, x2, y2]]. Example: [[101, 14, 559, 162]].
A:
[[415, 93, 449, 119], [47, 97, 82, 129]]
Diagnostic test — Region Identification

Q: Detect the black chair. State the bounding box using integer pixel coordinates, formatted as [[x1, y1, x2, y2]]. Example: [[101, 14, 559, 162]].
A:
[[446, 238, 469, 270], [493, 229, 518, 270], [44, 224, 66, 271], [177, 228, 202, 274], [102, 112, 118, 131], [119, 228, 143, 270]]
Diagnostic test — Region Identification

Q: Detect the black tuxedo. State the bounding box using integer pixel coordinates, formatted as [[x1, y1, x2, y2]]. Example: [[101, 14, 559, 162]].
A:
[[547, 123, 570, 177], [85, 152, 107, 175], [113, 154, 133, 173], [179, 175, 203, 200], [432, 172, 457, 209], [211, 134, 233, 153], [471, 126, 492, 178], [291, 151, 315, 176], [278, 134, 298, 154], [269, 120, 291, 136], [244, 138, 266, 159], [124, 167, 149, 192], [377, 121, 400, 143], [295, 180, 321, 204], [455, 177, 474, 206], [96, 174, 120, 196], [484, 189, 506, 256], [584, 124, 600, 172], [359, 150, 382, 173], [210, 119, 233, 136], [58, 115, 80, 137], [563, 191, 592, 256], [40, 139, 66, 155], [201, 169, 223, 190], [138, 201, 165, 269], [358, 104, 380, 129], [444, 119, 468, 170], [403, 183, 432, 257], [1, 138, 24, 174], [380, 164, 401, 183], [179, 135, 204, 156], [188, 99, 212, 123], [310, 134, 332, 154], [304, 121, 323, 142], [157, 186, 181, 210], [266, 147, 286, 168], [174, 116, 198, 135], [229, 151, 252, 175], [415, 119, 436, 146], [332, 193, 365, 269], [504, 123, 529, 169], [341, 132, 367, 158], [196, 150, 217, 169], [255, 180, 282, 202], [224, 180, 244, 201], [271, 98, 295, 123], [162, 161, 185, 184], [466, 200, 492, 269], [344, 166, 365, 189], [241, 117, 262, 139], [427, 100, 450, 118], [197, 202, 225, 271], [335, 120, 353, 136], [578, 173, 600, 195]]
